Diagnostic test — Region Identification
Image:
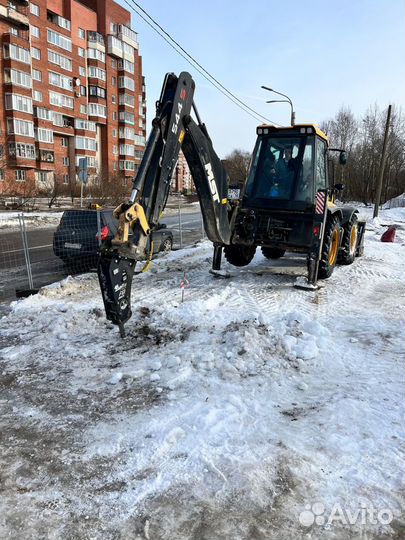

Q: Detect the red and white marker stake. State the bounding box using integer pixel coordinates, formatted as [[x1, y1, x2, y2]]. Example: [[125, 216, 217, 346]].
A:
[[180, 272, 190, 303]]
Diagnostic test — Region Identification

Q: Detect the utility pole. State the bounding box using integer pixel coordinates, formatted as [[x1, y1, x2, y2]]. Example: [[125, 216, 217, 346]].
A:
[[373, 104, 392, 218]]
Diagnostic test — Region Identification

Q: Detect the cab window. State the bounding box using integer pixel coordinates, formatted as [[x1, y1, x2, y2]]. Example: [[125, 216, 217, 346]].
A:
[[315, 137, 327, 191]]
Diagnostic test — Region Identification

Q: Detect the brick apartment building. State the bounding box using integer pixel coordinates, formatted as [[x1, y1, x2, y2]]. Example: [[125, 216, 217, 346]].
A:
[[171, 150, 193, 193], [0, 0, 146, 196]]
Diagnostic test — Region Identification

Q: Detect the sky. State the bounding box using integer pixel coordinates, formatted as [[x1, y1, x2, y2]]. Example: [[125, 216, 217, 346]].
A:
[[119, 0, 405, 158]]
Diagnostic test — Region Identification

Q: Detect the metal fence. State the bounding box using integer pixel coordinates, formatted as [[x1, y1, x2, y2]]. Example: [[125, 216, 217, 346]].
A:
[[0, 198, 205, 303]]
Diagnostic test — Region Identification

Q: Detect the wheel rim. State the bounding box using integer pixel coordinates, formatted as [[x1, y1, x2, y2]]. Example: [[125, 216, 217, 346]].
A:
[[349, 225, 358, 255], [329, 229, 339, 266], [163, 239, 172, 251]]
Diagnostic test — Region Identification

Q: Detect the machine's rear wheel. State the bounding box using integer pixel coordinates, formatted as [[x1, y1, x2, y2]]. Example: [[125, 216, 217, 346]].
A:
[[224, 244, 256, 267], [261, 247, 286, 259], [338, 214, 358, 265], [318, 215, 341, 279]]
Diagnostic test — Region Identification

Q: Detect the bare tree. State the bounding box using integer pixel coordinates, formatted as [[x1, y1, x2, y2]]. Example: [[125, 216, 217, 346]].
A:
[[222, 149, 251, 188]]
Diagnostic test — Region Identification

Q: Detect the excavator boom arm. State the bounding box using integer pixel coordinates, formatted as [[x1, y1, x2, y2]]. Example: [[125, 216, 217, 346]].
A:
[[97, 72, 232, 333]]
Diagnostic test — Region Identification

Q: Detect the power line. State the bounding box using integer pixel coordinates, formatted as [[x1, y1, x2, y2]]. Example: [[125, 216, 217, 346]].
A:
[[121, 0, 277, 125]]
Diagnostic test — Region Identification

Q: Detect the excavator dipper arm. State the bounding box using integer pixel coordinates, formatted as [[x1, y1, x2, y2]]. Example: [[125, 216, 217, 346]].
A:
[[97, 72, 232, 334]]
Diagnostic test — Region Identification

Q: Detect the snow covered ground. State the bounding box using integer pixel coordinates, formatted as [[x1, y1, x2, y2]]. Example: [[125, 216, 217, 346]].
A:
[[0, 207, 404, 539], [0, 211, 63, 230]]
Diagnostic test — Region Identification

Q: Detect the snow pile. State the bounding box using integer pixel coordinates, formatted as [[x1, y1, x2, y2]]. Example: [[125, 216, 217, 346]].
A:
[[383, 193, 405, 209], [0, 211, 63, 229], [0, 207, 404, 539]]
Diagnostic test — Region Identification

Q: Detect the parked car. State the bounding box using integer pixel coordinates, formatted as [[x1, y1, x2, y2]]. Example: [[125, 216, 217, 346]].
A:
[[53, 208, 173, 270]]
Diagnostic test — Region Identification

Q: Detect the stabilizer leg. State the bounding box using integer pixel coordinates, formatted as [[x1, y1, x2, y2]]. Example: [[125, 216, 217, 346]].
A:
[[209, 244, 230, 278]]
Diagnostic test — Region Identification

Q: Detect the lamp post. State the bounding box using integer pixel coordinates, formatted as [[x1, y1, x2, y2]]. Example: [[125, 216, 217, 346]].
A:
[[261, 86, 295, 126]]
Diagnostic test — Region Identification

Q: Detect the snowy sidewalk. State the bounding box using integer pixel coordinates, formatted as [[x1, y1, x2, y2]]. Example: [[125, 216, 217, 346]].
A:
[[0, 208, 404, 539]]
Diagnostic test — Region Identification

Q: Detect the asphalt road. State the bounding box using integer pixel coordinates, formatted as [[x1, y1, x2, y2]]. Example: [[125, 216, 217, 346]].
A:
[[0, 210, 205, 302]]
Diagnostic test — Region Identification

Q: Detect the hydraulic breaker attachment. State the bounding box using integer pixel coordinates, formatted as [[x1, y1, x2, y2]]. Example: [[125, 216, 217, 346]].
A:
[[97, 252, 137, 337], [97, 202, 151, 336]]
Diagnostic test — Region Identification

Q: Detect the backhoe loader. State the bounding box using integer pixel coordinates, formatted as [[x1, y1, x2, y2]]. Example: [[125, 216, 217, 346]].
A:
[[97, 72, 365, 335]]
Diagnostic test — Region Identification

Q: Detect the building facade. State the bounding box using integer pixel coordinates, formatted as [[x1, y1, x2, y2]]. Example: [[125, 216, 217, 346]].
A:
[[171, 150, 193, 193], [0, 0, 146, 196]]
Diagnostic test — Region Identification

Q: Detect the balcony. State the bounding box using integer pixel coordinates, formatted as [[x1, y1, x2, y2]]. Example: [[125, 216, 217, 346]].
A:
[[107, 35, 123, 59], [0, 4, 29, 28], [88, 31, 105, 52], [37, 149, 55, 163], [117, 24, 138, 49]]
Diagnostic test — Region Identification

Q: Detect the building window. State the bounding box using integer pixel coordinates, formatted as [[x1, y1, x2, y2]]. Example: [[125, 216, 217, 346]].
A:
[[47, 11, 71, 31], [10, 26, 18, 36], [5, 93, 33, 114], [33, 90, 42, 102], [63, 157, 69, 166], [118, 59, 135, 74], [111, 95, 116, 104], [80, 104, 87, 114], [88, 86, 106, 98], [119, 93, 135, 107], [32, 69, 42, 81], [119, 144, 135, 156], [74, 119, 96, 131], [49, 91, 74, 109], [112, 129, 117, 137], [118, 76, 135, 91], [63, 174, 69, 184], [112, 112, 117, 121], [48, 49, 72, 71], [30, 25, 40, 38], [31, 47, 41, 60], [35, 107, 52, 120], [3, 43, 31, 64], [30, 3, 40, 16], [112, 76, 116, 86], [61, 137, 68, 147], [119, 111, 135, 125], [75, 136, 97, 151], [4, 68, 32, 89], [78, 27, 85, 39], [119, 160, 135, 171], [15, 170, 26, 182], [113, 162, 117, 171], [36, 128, 54, 143], [47, 29, 72, 52], [88, 103, 106, 118], [88, 66, 106, 81], [113, 145, 117, 155], [7, 118, 34, 137], [79, 66, 86, 77], [9, 143, 36, 159], [49, 70, 72, 91], [0, 170, 4, 181], [87, 48, 105, 62], [78, 47, 86, 57]]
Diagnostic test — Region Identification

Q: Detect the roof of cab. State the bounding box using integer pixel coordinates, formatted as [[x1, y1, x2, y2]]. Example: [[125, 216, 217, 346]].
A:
[[257, 124, 328, 142]]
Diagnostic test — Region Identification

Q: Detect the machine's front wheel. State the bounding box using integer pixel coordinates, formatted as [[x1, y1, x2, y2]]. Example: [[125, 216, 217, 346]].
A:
[[224, 244, 256, 267], [318, 216, 341, 279], [261, 247, 286, 259], [338, 214, 358, 265]]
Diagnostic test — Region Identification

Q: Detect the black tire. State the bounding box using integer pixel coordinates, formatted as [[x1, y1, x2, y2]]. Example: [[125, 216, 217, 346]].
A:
[[161, 237, 173, 253], [318, 215, 341, 279], [224, 244, 256, 267], [261, 247, 286, 259], [338, 214, 358, 265]]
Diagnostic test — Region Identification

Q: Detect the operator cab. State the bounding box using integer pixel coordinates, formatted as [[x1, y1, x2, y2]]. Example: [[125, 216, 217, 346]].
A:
[[244, 124, 329, 210]]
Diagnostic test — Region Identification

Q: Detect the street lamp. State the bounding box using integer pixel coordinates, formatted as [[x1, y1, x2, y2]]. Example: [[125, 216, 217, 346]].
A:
[[261, 86, 296, 126]]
